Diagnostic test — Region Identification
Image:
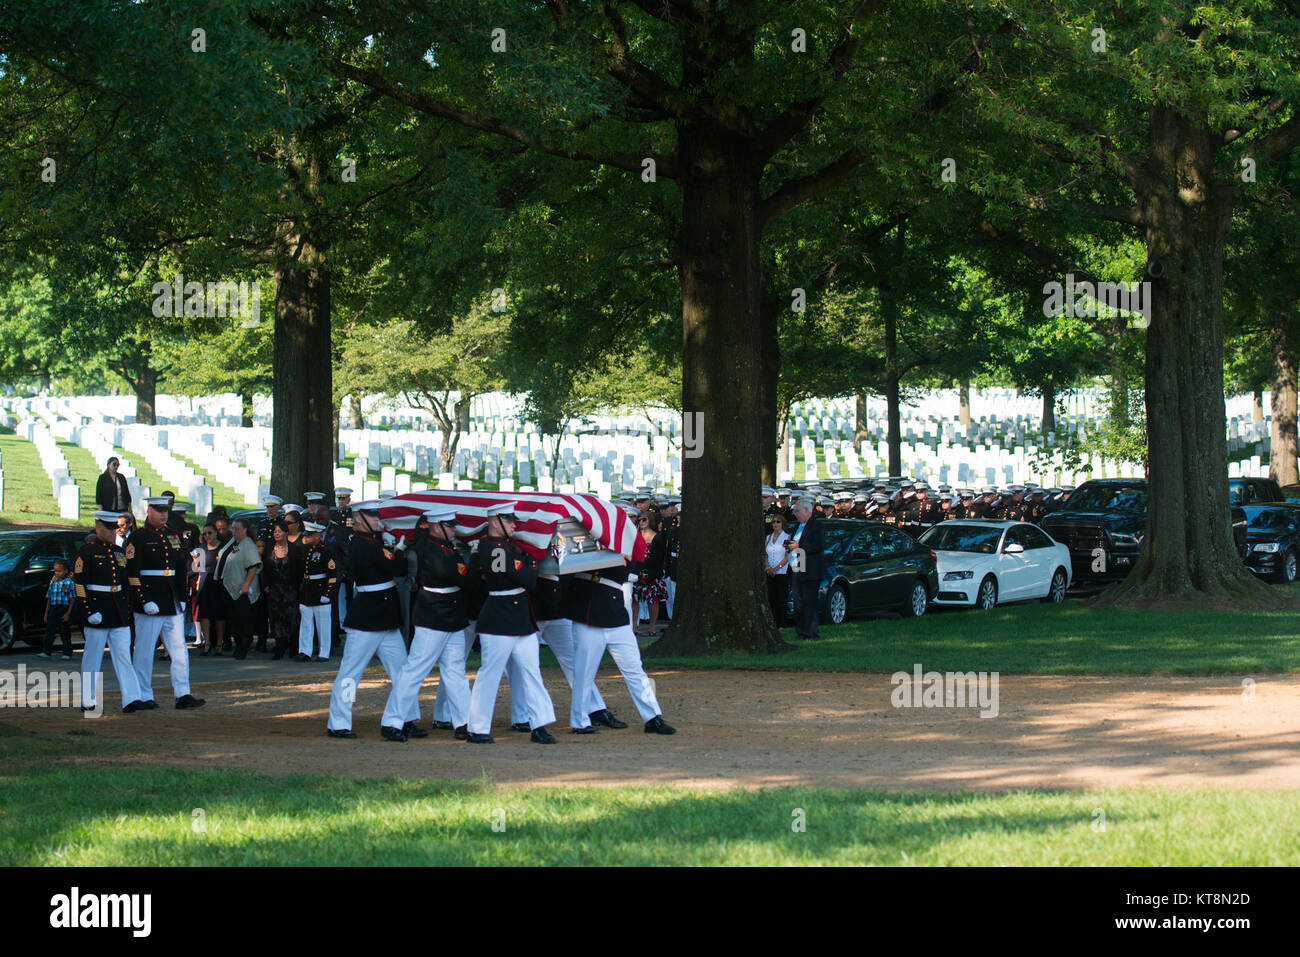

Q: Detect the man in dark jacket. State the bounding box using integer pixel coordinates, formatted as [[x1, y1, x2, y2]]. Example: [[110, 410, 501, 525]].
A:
[[790, 502, 826, 641], [380, 507, 473, 740], [463, 502, 557, 744], [325, 501, 415, 740], [95, 458, 131, 513]]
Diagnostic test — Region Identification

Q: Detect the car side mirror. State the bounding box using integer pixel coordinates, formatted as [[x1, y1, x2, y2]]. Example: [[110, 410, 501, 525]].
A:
[[1003, 543, 1025, 554]]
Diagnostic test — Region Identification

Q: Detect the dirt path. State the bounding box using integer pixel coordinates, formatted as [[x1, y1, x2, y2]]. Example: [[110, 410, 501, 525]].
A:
[[5, 668, 1300, 791]]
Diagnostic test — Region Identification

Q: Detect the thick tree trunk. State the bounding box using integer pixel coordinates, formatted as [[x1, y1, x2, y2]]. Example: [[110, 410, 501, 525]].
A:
[[347, 393, 364, 430], [1270, 307, 1298, 487], [271, 224, 335, 500], [239, 389, 254, 428], [648, 124, 790, 657], [1098, 107, 1274, 607], [1041, 384, 1056, 435], [958, 379, 970, 429], [758, 296, 780, 487], [135, 366, 157, 426]]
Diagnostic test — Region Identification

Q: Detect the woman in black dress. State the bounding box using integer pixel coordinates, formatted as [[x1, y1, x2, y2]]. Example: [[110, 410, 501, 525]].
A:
[[195, 523, 226, 655], [632, 510, 668, 637], [262, 520, 305, 659]]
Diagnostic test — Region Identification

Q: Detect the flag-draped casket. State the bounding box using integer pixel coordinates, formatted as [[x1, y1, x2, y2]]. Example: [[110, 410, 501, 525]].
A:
[[377, 490, 647, 573]]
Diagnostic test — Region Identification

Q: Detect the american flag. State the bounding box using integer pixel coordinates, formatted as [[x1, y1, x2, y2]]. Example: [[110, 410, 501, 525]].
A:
[[377, 490, 648, 562]]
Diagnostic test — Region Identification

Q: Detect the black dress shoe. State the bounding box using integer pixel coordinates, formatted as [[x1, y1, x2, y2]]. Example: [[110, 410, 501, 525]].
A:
[[644, 716, 676, 735], [122, 700, 143, 713], [453, 725, 468, 740], [313, 656, 328, 662], [380, 726, 408, 742], [433, 720, 453, 730], [326, 728, 357, 739], [510, 722, 531, 733], [590, 709, 628, 729], [293, 653, 311, 662], [530, 726, 557, 744], [175, 694, 206, 710], [466, 732, 494, 743], [140, 700, 159, 710], [572, 726, 599, 735], [401, 721, 429, 738]]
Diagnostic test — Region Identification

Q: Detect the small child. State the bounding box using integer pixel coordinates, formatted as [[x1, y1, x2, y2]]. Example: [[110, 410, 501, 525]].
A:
[[41, 559, 75, 661]]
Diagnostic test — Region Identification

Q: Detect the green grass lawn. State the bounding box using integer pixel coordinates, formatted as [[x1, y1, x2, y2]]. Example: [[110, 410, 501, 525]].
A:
[[647, 590, 1300, 675], [1, 748, 1295, 865], [0, 429, 74, 529]]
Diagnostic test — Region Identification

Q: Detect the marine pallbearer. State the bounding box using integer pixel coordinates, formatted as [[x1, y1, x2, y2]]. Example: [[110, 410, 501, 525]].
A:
[[75, 511, 146, 713]]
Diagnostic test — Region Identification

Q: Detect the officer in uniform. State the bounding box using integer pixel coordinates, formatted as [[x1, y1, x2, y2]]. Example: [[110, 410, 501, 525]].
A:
[[331, 487, 354, 524], [566, 558, 675, 735], [850, 492, 869, 519], [956, 489, 975, 520], [168, 501, 201, 646], [898, 484, 920, 535], [833, 491, 854, 518], [75, 511, 145, 713], [966, 486, 995, 519], [326, 500, 415, 740], [296, 521, 337, 662], [1002, 485, 1027, 521], [464, 503, 557, 744], [126, 497, 205, 709], [1023, 488, 1047, 524], [915, 484, 942, 532], [381, 507, 474, 740]]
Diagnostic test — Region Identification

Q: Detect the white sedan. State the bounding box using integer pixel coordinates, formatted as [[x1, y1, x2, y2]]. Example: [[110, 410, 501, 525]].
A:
[[917, 520, 1072, 609]]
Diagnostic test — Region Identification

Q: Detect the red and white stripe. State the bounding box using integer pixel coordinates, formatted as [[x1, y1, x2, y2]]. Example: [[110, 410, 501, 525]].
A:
[[377, 490, 647, 562]]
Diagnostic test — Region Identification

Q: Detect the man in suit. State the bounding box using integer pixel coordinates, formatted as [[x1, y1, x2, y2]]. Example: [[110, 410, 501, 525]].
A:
[[95, 457, 131, 513], [789, 501, 826, 642]]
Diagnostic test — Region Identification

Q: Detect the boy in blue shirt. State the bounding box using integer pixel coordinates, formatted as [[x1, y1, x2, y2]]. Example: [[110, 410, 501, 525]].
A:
[[41, 559, 75, 660]]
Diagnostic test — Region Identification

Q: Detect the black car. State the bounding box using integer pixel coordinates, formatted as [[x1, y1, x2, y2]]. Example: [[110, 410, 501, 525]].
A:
[[0, 528, 94, 650], [1242, 504, 1300, 583], [1043, 478, 1249, 584], [787, 519, 940, 625], [1229, 477, 1285, 507]]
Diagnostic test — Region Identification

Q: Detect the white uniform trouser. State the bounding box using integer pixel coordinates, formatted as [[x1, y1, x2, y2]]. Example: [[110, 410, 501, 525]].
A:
[[81, 626, 140, 709], [133, 612, 190, 700], [298, 603, 333, 658], [467, 632, 555, 735], [666, 578, 676, 619], [327, 628, 414, 731], [571, 622, 661, 729], [382, 626, 469, 730], [434, 618, 474, 723], [541, 617, 606, 717]]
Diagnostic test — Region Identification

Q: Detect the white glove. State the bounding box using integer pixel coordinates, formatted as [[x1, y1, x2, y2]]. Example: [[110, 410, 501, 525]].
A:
[[143, 601, 160, 616], [87, 612, 103, 626], [382, 531, 397, 548], [320, 596, 330, 604]]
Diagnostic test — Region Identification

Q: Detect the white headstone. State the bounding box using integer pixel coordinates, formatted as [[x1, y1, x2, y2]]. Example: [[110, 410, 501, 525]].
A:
[[363, 479, 380, 500], [193, 485, 214, 517], [395, 473, 412, 494], [59, 483, 80, 521]]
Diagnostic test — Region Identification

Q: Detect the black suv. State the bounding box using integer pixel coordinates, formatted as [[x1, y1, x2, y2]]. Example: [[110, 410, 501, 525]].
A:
[[1042, 479, 1249, 585], [0, 528, 94, 650]]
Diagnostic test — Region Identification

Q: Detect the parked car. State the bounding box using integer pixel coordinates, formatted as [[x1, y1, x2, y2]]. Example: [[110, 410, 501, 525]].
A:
[[0, 528, 94, 650], [1042, 478, 1249, 584], [1242, 504, 1300, 583], [786, 519, 939, 625], [919, 520, 1071, 610], [1228, 477, 1284, 506]]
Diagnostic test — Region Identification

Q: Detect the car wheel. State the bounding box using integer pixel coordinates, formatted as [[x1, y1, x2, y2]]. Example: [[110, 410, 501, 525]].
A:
[[0, 604, 17, 651], [1276, 549, 1299, 584], [1043, 568, 1067, 603], [901, 579, 928, 618], [975, 576, 997, 610], [823, 584, 847, 626]]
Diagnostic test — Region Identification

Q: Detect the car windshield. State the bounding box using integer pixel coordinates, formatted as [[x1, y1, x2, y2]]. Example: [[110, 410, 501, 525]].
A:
[[1065, 484, 1147, 513], [1246, 507, 1295, 530], [0, 537, 31, 573], [918, 524, 1003, 554]]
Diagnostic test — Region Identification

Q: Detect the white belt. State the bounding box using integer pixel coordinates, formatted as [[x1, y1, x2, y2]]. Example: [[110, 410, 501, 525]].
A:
[[140, 569, 175, 577], [489, 588, 524, 596], [86, 584, 121, 593], [355, 581, 395, 593], [576, 573, 625, 592], [422, 585, 460, 594], [308, 574, 327, 580]]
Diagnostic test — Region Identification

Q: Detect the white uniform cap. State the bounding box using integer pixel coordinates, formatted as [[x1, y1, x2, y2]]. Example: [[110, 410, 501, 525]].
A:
[[423, 507, 458, 524], [303, 491, 326, 503], [302, 521, 327, 533], [145, 497, 171, 508], [282, 503, 304, 514], [170, 502, 191, 513], [485, 502, 519, 518], [93, 510, 123, 523], [334, 487, 353, 496], [263, 495, 283, 506]]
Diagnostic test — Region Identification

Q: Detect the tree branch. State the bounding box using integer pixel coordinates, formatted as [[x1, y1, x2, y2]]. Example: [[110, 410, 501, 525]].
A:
[[759, 146, 871, 230]]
